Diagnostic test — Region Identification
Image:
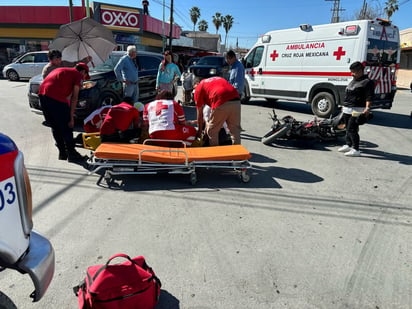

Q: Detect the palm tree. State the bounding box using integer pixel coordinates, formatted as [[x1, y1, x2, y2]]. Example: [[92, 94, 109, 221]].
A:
[[190, 7, 201, 32], [198, 20, 208, 32], [212, 12, 222, 34], [222, 15, 234, 49], [384, 0, 399, 19]]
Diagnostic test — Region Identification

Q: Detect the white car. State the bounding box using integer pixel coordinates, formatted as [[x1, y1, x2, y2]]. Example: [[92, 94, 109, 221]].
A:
[[2, 51, 48, 81]]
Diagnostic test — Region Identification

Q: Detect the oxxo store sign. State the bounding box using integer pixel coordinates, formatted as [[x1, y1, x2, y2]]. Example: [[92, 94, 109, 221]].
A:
[[94, 2, 142, 33]]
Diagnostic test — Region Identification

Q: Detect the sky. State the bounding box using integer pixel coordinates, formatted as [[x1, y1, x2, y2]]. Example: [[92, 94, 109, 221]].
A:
[[1, 0, 411, 49]]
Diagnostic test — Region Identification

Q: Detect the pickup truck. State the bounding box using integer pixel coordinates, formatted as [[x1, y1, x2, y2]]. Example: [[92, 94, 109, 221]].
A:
[[0, 133, 54, 308]]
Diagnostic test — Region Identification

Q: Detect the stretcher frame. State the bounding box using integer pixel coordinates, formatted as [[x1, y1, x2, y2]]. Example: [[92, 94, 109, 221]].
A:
[[87, 139, 252, 187]]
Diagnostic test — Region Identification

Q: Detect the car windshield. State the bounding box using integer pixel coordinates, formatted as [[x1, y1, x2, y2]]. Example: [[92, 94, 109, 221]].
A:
[[90, 54, 123, 72], [196, 57, 223, 66]]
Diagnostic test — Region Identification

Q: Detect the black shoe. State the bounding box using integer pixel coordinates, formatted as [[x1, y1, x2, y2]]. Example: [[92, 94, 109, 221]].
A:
[[58, 152, 68, 160], [67, 151, 87, 162]]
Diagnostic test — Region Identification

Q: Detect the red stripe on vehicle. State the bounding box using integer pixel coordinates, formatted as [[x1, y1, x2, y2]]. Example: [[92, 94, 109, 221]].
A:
[[259, 71, 352, 77], [0, 151, 17, 181]]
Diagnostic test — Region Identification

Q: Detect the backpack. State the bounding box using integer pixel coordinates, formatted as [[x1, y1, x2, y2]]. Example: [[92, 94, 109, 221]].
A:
[[73, 253, 161, 309]]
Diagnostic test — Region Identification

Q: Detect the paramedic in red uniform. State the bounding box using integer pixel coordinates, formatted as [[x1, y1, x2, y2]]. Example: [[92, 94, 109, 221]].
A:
[[193, 76, 241, 146], [38, 63, 90, 162], [143, 90, 197, 146], [100, 97, 141, 143]]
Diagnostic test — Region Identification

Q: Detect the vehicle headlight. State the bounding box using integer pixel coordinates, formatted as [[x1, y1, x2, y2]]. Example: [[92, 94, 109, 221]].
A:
[[82, 81, 97, 89], [209, 68, 217, 75], [30, 83, 40, 95]]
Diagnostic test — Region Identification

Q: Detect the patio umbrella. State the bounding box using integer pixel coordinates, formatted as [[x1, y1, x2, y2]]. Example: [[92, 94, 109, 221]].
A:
[[49, 17, 116, 66]]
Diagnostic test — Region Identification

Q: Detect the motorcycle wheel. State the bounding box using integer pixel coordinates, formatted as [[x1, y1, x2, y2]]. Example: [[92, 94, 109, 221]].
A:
[[261, 124, 289, 145], [0, 291, 17, 309]]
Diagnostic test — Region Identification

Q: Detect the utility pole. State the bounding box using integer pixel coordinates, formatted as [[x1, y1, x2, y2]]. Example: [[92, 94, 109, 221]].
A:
[[168, 0, 174, 52], [361, 0, 367, 19], [69, 0, 74, 22], [325, 0, 345, 23]]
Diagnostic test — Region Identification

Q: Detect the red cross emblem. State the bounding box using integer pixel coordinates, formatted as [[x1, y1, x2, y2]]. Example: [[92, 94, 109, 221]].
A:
[[155, 101, 169, 116], [270, 50, 279, 61], [333, 47, 346, 60], [248, 68, 256, 77]]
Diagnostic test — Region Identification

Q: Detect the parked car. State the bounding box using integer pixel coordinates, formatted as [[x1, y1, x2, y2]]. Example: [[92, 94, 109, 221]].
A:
[[2, 51, 49, 81], [188, 56, 230, 80], [0, 132, 55, 307], [28, 51, 163, 118]]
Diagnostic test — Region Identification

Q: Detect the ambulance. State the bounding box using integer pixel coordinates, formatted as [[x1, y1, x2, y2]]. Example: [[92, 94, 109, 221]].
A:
[[242, 18, 400, 118]]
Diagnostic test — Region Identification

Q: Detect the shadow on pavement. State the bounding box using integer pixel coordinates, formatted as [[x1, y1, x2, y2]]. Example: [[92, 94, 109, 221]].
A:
[[157, 289, 180, 309]]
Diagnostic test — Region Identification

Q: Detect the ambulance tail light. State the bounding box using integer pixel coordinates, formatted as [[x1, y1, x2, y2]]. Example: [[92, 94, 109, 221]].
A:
[[14, 152, 33, 236]]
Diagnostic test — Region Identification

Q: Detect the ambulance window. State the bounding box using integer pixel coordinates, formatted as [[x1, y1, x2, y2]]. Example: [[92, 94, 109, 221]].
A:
[[367, 39, 398, 65], [244, 46, 264, 68]]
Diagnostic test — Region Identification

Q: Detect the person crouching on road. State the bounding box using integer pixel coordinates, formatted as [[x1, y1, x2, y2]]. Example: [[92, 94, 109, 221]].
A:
[[143, 90, 197, 146], [193, 76, 241, 146], [338, 61, 374, 157], [38, 63, 90, 162], [100, 97, 141, 143]]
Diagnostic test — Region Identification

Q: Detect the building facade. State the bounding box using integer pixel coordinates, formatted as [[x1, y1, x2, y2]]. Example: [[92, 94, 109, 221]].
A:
[[0, 3, 181, 65]]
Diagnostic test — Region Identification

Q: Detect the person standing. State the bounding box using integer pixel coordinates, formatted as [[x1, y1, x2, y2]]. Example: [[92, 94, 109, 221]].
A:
[[225, 50, 245, 97], [143, 90, 196, 146], [338, 61, 374, 157], [100, 97, 141, 143], [156, 50, 181, 96], [114, 45, 139, 102], [193, 76, 241, 146], [142, 0, 149, 15], [42, 49, 92, 78], [38, 63, 90, 162]]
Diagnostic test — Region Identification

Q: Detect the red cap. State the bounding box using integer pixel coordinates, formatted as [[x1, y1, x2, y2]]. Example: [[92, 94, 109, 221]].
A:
[[76, 62, 90, 80]]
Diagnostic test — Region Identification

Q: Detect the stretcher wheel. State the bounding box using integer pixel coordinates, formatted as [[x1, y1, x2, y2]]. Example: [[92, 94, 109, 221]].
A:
[[190, 172, 197, 185], [104, 170, 112, 186], [239, 170, 251, 183]]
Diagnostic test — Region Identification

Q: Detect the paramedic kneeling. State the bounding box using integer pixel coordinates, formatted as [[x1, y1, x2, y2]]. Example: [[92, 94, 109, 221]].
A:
[[100, 97, 141, 143], [143, 90, 197, 146], [193, 76, 241, 146]]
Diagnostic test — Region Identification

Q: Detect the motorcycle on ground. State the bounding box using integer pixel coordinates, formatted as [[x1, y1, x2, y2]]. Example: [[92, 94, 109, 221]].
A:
[[261, 110, 346, 145]]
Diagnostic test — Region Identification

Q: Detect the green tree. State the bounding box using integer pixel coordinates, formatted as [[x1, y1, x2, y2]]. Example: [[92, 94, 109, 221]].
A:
[[384, 0, 399, 19], [198, 20, 208, 31], [190, 6, 201, 32], [212, 12, 222, 34], [222, 14, 234, 48]]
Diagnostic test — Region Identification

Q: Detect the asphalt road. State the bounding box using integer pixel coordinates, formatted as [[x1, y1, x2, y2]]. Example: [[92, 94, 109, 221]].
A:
[[0, 79, 411, 309]]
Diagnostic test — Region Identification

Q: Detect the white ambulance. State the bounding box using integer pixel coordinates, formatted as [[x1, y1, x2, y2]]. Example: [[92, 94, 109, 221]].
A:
[[242, 18, 400, 118]]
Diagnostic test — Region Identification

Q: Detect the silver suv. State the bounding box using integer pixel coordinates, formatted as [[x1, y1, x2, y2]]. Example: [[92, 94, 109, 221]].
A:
[[2, 51, 48, 81]]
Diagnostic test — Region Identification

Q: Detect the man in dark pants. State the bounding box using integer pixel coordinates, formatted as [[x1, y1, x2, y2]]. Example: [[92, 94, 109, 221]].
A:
[[39, 63, 90, 162], [338, 61, 374, 157]]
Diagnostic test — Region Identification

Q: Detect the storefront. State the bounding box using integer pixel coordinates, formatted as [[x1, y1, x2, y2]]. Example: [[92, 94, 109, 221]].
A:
[[0, 3, 181, 65]]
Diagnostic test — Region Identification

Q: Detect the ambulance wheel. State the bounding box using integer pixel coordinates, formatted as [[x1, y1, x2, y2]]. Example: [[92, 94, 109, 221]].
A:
[[190, 172, 197, 185], [0, 291, 17, 309], [239, 170, 251, 183], [311, 92, 335, 118], [261, 124, 289, 145]]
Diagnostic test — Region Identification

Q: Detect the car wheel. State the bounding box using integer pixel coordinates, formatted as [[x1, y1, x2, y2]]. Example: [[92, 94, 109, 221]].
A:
[[6, 70, 19, 81], [311, 92, 335, 118], [0, 291, 17, 309], [98, 91, 120, 108]]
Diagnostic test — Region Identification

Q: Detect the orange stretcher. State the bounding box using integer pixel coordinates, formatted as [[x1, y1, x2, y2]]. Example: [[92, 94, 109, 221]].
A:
[[88, 139, 252, 186]]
